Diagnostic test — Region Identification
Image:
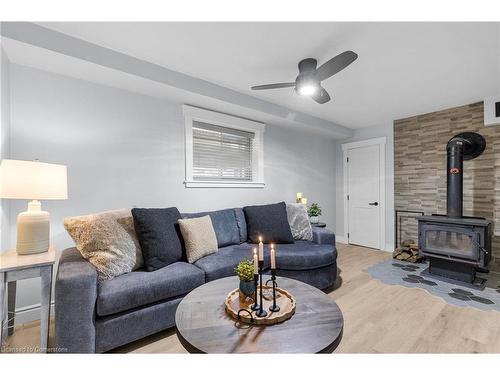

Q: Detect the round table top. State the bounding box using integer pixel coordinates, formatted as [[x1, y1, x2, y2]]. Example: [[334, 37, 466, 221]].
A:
[[175, 276, 344, 353]]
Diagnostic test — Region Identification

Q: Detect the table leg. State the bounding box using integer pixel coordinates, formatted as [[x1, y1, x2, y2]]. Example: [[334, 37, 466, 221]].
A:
[[40, 266, 52, 353], [7, 281, 17, 336], [0, 273, 5, 347]]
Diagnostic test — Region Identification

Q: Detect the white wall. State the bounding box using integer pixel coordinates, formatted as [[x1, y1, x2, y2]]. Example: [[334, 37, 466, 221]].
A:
[[334, 123, 394, 251], [8, 64, 337, 321], [0, 46, 11, 253]]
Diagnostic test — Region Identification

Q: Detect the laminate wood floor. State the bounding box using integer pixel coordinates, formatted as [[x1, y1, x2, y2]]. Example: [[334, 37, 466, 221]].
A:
[[4, 243, 500, 353]]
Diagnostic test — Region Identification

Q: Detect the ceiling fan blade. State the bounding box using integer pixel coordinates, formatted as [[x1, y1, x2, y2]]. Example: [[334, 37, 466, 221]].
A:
[[315, 51, 358, 82], [312, 87, 331, 104], [251, 82, 295, 90], [298, 58, 318, 73]]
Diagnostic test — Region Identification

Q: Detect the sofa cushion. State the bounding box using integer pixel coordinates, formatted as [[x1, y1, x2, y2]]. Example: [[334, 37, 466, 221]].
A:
[[182, 208, 241, 247], [132, 207, 184, 271], [97, 262, 204, 317], [275, 242, 337, 271], [234, 208, 247, 243], [194, 243, 271, 282], [178, 215, 218, 263], [243, 202, 294, 244]]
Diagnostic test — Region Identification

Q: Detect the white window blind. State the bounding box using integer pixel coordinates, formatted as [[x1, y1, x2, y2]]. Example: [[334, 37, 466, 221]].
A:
[[192, 121, 255, 181]]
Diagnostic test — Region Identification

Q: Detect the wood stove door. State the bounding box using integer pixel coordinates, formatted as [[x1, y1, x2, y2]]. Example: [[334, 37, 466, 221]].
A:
[[419, 224, 479, 261]]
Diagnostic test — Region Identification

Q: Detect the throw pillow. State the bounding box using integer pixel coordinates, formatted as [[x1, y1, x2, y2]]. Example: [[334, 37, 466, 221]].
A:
[[286, 203, 313, 241], [132, 207, 184, 271], [64, 208, 144, 282], [182, 209, 240, 247], [178, 215, 218, 263], [243, 201, 295, 244]]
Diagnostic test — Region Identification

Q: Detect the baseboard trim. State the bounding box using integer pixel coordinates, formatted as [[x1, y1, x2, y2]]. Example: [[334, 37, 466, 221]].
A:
[[336, 236, 394, 253], [336, 236, 347, 244], [384, 243, 395, 253], [12, 301, 55, 325]]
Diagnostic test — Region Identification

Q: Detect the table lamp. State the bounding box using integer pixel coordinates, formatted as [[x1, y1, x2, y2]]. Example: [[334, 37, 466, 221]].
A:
[[0, 159, 68, 255]]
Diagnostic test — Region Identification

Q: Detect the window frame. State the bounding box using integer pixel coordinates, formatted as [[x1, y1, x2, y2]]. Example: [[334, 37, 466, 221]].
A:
[[183, 105, 265, 188]]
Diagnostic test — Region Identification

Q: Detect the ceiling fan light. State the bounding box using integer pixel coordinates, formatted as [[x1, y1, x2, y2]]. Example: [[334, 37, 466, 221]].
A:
[[297, 84, 318, 96]]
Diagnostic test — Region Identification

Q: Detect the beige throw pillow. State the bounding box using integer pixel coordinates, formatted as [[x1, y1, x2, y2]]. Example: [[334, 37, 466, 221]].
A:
[[178, 215, 218, 263], [64, 209, 144, 281]]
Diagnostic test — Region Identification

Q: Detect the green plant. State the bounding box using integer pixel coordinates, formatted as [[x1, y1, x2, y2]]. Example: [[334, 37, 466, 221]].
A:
[[308, 203, 322, 217], [234, 259, 254, 282]]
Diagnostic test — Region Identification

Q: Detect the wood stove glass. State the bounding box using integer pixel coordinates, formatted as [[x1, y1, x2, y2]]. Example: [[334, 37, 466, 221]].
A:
[[420, 224, 479, 261]]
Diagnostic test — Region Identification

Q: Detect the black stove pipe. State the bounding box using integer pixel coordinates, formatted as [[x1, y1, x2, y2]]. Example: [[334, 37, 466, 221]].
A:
[[446, 140, 464, 218]]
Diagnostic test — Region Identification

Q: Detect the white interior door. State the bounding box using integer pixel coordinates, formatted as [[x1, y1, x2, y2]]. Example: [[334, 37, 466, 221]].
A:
[[347, 144, 382, 249]]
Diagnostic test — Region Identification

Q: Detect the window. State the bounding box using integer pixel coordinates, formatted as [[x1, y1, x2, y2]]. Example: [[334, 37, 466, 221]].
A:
[[192, 122, 254, 181], [184, 105, 265, 188]]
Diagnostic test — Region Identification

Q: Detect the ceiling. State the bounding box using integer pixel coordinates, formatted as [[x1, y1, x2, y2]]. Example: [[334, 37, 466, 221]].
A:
[[8, 22, 500, 129]]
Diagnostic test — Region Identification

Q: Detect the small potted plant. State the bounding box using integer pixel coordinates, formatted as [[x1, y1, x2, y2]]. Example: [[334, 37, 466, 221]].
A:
[[308, 203, 322, 224], [234, 259, 255, 302]]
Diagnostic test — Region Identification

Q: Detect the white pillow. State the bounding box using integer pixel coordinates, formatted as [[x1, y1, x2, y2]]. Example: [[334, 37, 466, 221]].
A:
[[286, 203, 313, 241]]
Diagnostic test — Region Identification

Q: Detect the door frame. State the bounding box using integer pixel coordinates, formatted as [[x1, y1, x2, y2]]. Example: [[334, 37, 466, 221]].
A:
[[342, 137, 386, 251]]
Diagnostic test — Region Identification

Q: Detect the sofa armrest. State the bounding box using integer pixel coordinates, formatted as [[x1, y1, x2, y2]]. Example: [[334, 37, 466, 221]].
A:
[[55, 247, 98, 353], [312, 227, 336, 246]]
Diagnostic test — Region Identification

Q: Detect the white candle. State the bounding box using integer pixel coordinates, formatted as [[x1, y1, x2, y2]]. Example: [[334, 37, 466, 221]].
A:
[[253, 248, 258, 274], [270, 244, 276, 269], [258, 236, 264, 261]]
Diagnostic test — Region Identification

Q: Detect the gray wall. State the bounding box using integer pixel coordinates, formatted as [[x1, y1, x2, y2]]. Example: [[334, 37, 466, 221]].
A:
[[1, 46, 11, 253], [8, 64, 337, 320], [334, 123, 395, 251]]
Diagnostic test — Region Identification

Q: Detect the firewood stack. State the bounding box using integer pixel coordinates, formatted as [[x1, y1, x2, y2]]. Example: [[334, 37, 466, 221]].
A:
[[392, 239, 423, 263]]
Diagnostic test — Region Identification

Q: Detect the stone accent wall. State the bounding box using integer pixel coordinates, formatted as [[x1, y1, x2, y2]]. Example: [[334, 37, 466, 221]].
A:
[[394, 102, 500, 271]]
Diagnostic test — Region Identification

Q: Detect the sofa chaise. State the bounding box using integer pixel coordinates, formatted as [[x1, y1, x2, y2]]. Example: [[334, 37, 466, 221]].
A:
[[55, 207, 337, 353]]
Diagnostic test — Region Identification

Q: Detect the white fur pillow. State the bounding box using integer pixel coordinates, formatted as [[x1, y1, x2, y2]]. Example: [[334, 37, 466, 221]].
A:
[[64, 209, 144, 281], [286, 203, 313, 241], [178, 215, 218, 263]]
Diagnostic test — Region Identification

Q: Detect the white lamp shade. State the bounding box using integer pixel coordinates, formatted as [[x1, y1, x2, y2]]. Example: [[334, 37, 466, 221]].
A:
[[0, 159, 68, 200]]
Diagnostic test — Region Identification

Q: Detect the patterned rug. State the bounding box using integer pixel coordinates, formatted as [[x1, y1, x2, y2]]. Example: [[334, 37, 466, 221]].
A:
[[366, 258, 500, 312]]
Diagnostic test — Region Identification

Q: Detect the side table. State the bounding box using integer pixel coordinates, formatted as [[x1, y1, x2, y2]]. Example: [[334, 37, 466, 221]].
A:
[[311, 222, 327, 228], [0, 245, 56, 353]]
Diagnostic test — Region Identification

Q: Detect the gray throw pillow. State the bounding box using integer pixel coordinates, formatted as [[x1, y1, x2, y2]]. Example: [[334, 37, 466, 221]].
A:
[[286, 203, 313, 241], [64, 209, 144, 281], [178, 215, 218, 263]]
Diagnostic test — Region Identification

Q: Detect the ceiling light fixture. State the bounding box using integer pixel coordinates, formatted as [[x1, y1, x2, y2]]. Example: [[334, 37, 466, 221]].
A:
[[251, 51, 358, 104], [297, 84, 318, 96], [295, 74, 320, 97]]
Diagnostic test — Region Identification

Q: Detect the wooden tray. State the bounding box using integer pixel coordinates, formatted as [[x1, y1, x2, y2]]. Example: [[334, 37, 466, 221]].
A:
[[225, 285, 296, 325]]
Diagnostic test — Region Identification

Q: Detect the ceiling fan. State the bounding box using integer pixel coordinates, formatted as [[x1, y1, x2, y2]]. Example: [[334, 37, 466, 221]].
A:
[[250, 51, 358, 104]]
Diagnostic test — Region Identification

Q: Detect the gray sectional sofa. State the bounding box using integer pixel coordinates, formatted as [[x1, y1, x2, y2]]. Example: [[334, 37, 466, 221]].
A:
[[55, 207, 337, 353]]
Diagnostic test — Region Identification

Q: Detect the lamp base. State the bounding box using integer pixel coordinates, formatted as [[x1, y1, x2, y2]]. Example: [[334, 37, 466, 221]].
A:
[[16, 200, 50, 255]]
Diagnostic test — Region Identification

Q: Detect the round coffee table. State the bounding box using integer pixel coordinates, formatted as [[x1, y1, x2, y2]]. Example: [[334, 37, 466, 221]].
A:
[[175, 276, 343, 353]]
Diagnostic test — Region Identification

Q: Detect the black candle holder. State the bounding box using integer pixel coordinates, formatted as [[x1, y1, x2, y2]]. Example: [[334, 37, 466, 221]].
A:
[[255, 260, 267, 317], [250, 272, 260, 311], [268, 269, 280, 312], [236, 308, 254, 323]]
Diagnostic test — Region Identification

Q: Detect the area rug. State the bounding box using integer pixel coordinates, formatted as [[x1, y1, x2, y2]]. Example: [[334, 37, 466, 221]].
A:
[[366, 258, 500, 312]]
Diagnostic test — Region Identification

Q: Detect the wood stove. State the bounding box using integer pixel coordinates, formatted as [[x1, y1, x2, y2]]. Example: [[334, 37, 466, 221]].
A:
[[417, 132, 492, 287]]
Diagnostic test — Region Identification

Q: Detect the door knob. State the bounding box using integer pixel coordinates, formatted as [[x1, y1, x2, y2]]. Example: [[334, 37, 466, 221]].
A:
[[369, 202, 379, 206]]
